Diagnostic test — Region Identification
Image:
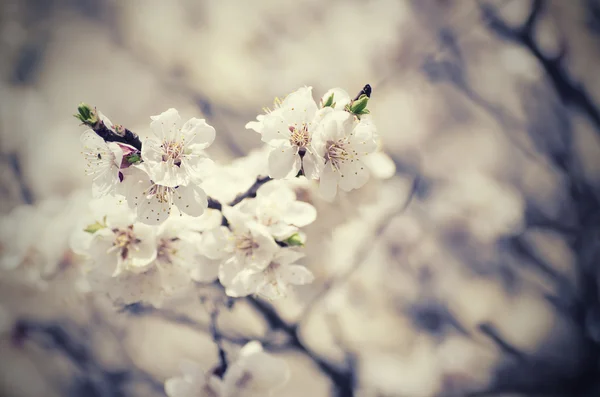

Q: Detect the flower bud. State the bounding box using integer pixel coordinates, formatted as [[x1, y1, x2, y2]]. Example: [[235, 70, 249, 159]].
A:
[[74, 103, 98, 125], [282, 233, 304, 247], [346, 94, 370, 117]]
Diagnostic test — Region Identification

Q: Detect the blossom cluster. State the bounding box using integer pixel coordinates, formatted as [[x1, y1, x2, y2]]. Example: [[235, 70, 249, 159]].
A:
[[247, 86, 378, 201], [70, 85, 379, 305]]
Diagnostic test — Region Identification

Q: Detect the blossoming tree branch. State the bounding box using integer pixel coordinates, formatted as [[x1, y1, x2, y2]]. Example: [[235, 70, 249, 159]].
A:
[[72, 85, 384, 397]]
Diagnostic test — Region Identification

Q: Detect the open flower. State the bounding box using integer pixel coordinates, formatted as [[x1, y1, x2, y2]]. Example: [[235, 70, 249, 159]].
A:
[[155, 215, 219, 288], [165, 342, 289, 397], [79, 198, 157, 276], [224, 248, 314, 300], [222, 341, 290, 397], [165, 360, 223, 397], [200, 206, 279, 297], [142, 108, 215, 187], [246, 87, 327, 180], [237, 180, 316, 240], [81, 130, 124, 197], [124, 167, 208, 225], [312, 110, 378, 201]]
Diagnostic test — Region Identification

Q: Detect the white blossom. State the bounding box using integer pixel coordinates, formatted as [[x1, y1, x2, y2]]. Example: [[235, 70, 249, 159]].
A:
[[224, 248, 314, 300], [165, 360, 223, 397], [164, 342, 289, 397], [1, 191, 90, 287], [124, 166, 208, 225], [155, 214, 219, 288], [142, 108, 215, 187], [245, 86, 327, 180], [222, 341, 290, 397], [312, 110, 378, 201], [200, 206, 279, 297], [237, 180, 316, 240], [76, 196, 157, 276], [80, 130, 124, 198]]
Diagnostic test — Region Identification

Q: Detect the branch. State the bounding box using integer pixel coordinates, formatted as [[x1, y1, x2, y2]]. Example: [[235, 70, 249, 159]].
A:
[[245, 293, 356, 397], [209, 307, 228, 377], [229, 176, 272, 207], [297, 174, 421, 324], [12, 318, 163, 395], [481, 0, 600, 130], [8, 152, 34, 204], [76, 105, 142, 151]]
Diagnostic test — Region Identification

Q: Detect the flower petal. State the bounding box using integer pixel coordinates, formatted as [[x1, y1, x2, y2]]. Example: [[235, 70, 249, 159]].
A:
[[273, 248, 305, 265], [164, 378, 195, 397], [201, 226, 233, 260], [133, 183, 172, 225], [92, 170, 118, 198], [181, 118, 215, 149], [218, 257, 243, 288], [150, 108, 181, 141], [362, 151, 396, 179], [282, 201, 316, 227], [268, 145, 298, 179], [256, 180, 295, 203], [302, 151, 322, 180], [147, 160, 187, 188], [245, 115, 265, 133], [261, 112, 291, 144], [318, 164, 338, 202], [222, 206, 252, 232], [173, 185, 207, 217], [278, 264, 314, 285], [229, 268, 265, 297], [140, 137, 164, 164], [181, 152, 214, 183]]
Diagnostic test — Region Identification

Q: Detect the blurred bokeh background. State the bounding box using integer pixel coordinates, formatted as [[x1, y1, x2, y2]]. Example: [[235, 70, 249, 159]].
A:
[[1, 0, 600, 396]]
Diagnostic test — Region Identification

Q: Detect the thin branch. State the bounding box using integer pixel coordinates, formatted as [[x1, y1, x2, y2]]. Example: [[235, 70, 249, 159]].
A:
[[297, 174, 421, 324], [245, 295, 355, 397], [83, 117, 142, 151], [481, 0, 600, 130], [209, 308, 228, 377], [8, 152, 34, 204], [229, 176, 272, 207], [12, 318, 163, 395]]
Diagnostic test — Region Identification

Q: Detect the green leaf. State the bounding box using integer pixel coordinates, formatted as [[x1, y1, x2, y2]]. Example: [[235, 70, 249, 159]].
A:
[[75, 103, 98, 125], [349, 94, 369, 115], [323, 93, 335, 108], [84, 221, 105, 234]]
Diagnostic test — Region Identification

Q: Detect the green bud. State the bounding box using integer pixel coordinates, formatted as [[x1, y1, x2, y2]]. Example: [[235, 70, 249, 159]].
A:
[[347, 94, 369, 116], [282, 233, 304, 247], [125, 153, 142, 164], [323, 93, 335, 108], [74, 103, 98, 125], [84, 221, 105, 234]]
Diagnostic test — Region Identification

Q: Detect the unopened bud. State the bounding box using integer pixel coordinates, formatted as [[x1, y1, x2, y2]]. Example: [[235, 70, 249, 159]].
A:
[[282, 233, 304, 247], [74, 103, 98, 125], [347, 94, 370, 117]]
